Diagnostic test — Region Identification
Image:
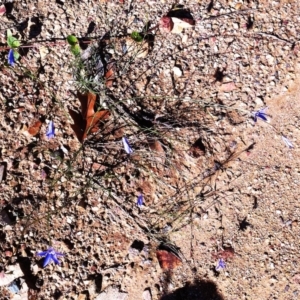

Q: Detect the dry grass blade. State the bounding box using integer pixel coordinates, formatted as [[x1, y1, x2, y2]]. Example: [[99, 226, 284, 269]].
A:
[[0, 165, 4, 183]]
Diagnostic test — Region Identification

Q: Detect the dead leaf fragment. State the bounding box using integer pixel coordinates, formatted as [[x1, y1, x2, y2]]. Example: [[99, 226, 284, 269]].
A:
[[148, 139, 164, 153], [160, 7, 195, 34], [156, 250, 182, 270], [39, 46, 49, 59], [171, 17, 195, 34], [212, 246, 235, 260], [148, 139, 165, 164], [28, 120, 42, 136], [156, 243, 182, 270]]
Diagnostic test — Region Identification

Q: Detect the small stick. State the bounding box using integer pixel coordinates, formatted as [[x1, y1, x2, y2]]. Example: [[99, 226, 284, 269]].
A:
[[249, 32, 295, 45], [199, 9, 256, 22]]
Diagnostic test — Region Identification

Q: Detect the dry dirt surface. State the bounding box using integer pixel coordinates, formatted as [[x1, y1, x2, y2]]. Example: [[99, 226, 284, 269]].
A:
[[0, 0, 300, 299]]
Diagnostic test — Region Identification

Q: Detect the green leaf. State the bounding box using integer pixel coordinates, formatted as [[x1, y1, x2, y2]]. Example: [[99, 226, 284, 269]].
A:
[[67, 35, 78, 46], [13, 50, 20, 61], [7, 36, 20, 48], [130, 31, 143, 43], [7, 29, 12, 38], [71, 44, 80, 56]]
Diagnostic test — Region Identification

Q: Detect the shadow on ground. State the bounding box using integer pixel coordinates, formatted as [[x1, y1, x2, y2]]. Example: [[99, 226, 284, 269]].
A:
[[160, 278, 224, 300]]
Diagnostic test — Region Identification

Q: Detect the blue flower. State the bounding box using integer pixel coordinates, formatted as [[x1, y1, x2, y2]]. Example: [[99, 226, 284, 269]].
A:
[[8, 49, 15, 66], [137, 194, 143, 208], [215, 258, 226, 272], [36, 247, 64, 268], [46, 121, 55, 139], [252, 107, 268, 122], [282, 135, 294, 149], [122, 137, 133, 154]]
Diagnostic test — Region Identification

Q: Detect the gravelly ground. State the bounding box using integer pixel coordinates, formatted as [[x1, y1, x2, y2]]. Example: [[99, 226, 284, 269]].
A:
[[0, 0, 300, 299]]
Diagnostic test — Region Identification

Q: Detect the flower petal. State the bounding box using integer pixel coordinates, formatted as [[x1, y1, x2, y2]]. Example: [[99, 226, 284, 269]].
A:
[[282, 136, 294, 149], [257, 113, 268, 121], [46, 121, 55, 139], [36, 251, 48, 257], [8, 49, 15, 66], [51, 255, 60, 265], [137, 195, 143, 207], [43, 253, 52, 267], [252, 107, 268, 122], [122, 137, 133, 154], [215, 258, 226, 271]]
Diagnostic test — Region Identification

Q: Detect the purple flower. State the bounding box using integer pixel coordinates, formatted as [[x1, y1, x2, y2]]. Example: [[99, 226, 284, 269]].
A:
[[8, 49, 15, 66], [46, 121, 55, 139], [282, 135, 294, 149], [215, 258, 226, 272], [122, 137, 133, 154], [252, 107, 268, 122], [36, 247, 64, 268], [137, 194, 143, 207]]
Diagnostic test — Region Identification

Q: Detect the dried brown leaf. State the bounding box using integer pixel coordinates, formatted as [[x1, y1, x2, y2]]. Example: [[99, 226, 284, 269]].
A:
[[69, 92, 110, 142], [156, 249, 182, 270], [212, 247, 235, 260], [148, 139, 164, 153], [28, 120, 42, 136], [77, 92, 97, 119]]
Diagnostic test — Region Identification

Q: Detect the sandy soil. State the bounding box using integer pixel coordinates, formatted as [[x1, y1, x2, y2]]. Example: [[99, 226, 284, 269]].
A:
[[0, 0, 300, 299]]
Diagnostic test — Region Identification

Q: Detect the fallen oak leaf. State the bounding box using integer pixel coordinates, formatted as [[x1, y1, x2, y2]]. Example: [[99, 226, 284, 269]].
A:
[[69, 109, 110, 142], [69, 92, 110, 142]]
